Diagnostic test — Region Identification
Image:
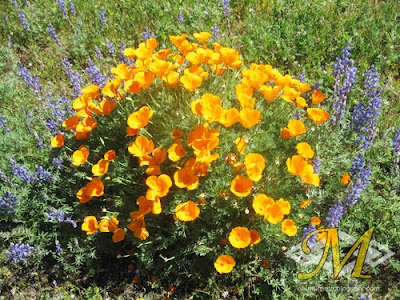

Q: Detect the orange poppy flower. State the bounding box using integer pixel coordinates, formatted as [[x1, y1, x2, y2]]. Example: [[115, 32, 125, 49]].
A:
[[249, 229, 261, 246], [340, 172, 351, 185], [214, 255, 236, 274], [81, 84, 100, 99], [128, 218, 149, 240], [276, 198, 291, 215], [126, 127, 140, 136], [288, 120, 306, 137], [99, 216, 119, 232], [104, 150, 116, 161], [281, 219, 297, 236], [239, 108, 261, 129], [162, 71, 180, 86], [244, 153, 265, 181], [286, 155, 313, 177], [111, 64, 133, 81], [235, 136, 247, 155], [301, 173, 320, 187], [295, 96, 308, 108], [296, 142, 314, 159], [91, 159, 109, 177], [101, 79, 122, 98], [62, 115, 80, 130], [252, 194, 275, 216], [191, 93, 224, 123], [112, 228, 126, 243], [310, 216, 321, 226], [180, 73, 202, 91], [174, 167, 199, 190], [218, 108, 240, 127], [264, 203, 284, 224], [282, 86, 300, 103], [168, 139, 185, 162], [72, 145, 90, 167], [175, 200, 200, 221], [51, 134, 64, 148], [307, 108, 330, 124], [235, 83, 255, 108], [296, 82, 311, 93], [312, 90, 326, 104], [229, 226, 252, 249], [86, 177, 104, 197], [193, 32, 212, 44], [230, 175, 253, 197], [259, 85, 282, 101], [95, 99, 117, 116], [145, 174, 172, 200], [128, 136, 155, 158], [127, 106, 153, 130], [149, 58, 172, 77], [81, 216, 98, 235]]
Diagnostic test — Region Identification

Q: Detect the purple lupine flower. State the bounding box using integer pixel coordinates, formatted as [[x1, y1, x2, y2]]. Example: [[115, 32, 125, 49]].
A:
[[48, 23, 61, 45], [351, 66, 382, 150], [177, 7, 184, 23], [343, 152, 371, 208], [45, 94, 72, 132], [332, 44, 357, 125], [7, 243, 35, 264], [211, 24, 219, 39], [57, 0, 68, 17], [0, 192, 18, 216], [222, 0, 231, 16], [359, 295, 372, 300], [32, 130, 45, 149], [303, 224, 317, 248], [0, 115, 12, 132], [106, 39, 115, 55], [86, 59, 107, 86], [61, 58, 82, 96], [10, 159, 35, 184], [294, 112, 301, 120], [393, 129, 400, 156], [52, 157, 63, 170], [55, 241, 63, 255], [18, 10, 31, 31], [17, 62, 42, 96], [325, 202, 345, 228], [33, 166, 54, 184], [48, 209, 77, 228], [312, 157, 320, 174], [11, 0, 18, 7], [68, 0, 76, 16], [99, 8, 106, 26], [94, 46, 103, 58], [142, 27, 155, 41]]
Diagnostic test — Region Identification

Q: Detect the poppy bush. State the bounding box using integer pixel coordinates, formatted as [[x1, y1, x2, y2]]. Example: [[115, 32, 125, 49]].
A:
[[50, 32, 331, 286]]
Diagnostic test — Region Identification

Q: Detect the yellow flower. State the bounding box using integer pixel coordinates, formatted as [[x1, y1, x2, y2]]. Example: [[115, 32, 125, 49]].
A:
[[229, 227, 251, 249], [281, 219, 297, 236], [214, 255, 236, 274], [82, 216, 98, 235], [175, 201, 200, 222], [230, 175, 253, 197]]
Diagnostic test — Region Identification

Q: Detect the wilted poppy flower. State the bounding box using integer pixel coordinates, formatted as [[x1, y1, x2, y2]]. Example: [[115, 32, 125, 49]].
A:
[[128, 135, 154, 158], [312, 90, 326, 104], [127, 106, 153, 129], [244, 153, 265, 181], [239, 108, 261, 128], [281, 219, 297, 236], [249, 229, 261, 246], [253, 194, 275, 216], [229, 226, 252, 249], [230, 175, 253, 197], [82, 216, 98, 235], [104, 150, 116, 161], [175, 200, 200, 221], [112, 228, 126, 243], [300, 199, 313, 208], [307, 108, 330, 125], [296, 142, 314, 159], [145, 174, 172, 200], [214, 255, 236, 274], [72, 145, 90, 167], [92, 159, 109, 177], [340, 172, 351, 185], [51, 134, 64, 148]]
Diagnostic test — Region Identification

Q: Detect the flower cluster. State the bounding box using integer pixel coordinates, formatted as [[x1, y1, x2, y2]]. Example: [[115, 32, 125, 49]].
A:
[[17, 10, 31, 31], [47, 209, 77, 228], [0, 114, 12, 132], [7, 243, 35, 264], [61, 58, 82, 96], [48, 23, 61, 45], [17, 62, 42, 96], [54, 32, 328, 273], [0, 192, 18, 216]]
